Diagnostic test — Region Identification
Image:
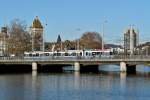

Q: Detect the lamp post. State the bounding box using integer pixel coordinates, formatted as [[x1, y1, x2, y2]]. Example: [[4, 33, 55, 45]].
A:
[[76, 28, 81, 50], [30, 27, 34, 52], [61, 40, 62, 51], [43, 19, 47, 52], [77, 39, 80, 50], [43, 26, 45, 52], [43, 27, 45, 52], [101, 20, 107, 51], [59, 33, 63, 51]]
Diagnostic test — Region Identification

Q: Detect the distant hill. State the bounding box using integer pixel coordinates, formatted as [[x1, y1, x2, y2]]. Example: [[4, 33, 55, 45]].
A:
[[105, 44, 122, 49], [141, 42, 150, 47]]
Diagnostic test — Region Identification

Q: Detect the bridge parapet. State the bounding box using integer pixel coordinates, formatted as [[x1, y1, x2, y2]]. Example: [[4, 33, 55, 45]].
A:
[[0, 55, 149, 65]]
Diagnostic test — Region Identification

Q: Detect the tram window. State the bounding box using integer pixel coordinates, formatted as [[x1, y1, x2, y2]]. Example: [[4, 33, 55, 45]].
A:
[[33, 54, 35, 56], [24, 54, 28, 57], [71, 53, 76, 56], [40, 54, 44, 56], [61, 53, 65, 56], [80, 52, 82, 56], [92, 52, 96, 55], [97, 52, 100, 55], [45, 53, 49, 56], [65, 53, 69, 56], [86, 52, 88, 56], [53, 53, 57, 56], [36, 53, 39, 56], [57, 53, 61, 56], [29, 54, 32, 57], [110, 52, 113, 55]]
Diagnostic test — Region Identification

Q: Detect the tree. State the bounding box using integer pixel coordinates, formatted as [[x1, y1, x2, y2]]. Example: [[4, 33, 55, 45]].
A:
[[64, 40, 75, 50], [80, 32, 102, 49], [7, 19, 31, 56]]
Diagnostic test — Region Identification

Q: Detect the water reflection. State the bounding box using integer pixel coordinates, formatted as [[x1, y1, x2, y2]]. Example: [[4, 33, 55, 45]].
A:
[[0, 65, 150, 100], [0, 74, 30, 100], [74, 72, 80, 90], [120, 72, 126, 90], [31, 71, 38, 100], [32, 71, 37, 77]]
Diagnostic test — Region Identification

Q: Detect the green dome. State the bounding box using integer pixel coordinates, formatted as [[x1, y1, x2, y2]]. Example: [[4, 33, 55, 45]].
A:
[[32, 16, 43, 28]]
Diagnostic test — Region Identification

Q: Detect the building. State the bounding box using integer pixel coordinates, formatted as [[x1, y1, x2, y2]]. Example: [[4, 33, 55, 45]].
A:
[[124, 26, 139, 55], [0, 26, 8, 56], [31, 16, 44, 51], [57, 34, 61, 44]]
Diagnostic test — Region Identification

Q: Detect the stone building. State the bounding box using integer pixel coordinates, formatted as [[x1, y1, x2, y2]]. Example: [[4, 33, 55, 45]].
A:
[[0, 26, 8, 56], [31, 16, 44, 51]]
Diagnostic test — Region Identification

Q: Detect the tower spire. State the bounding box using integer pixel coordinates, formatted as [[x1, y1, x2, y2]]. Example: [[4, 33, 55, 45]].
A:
[[57, 34, 61, 44], [31, 16, 44, 51]]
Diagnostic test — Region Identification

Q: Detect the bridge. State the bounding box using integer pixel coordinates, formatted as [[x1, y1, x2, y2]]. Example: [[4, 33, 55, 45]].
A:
[[0, 55, 149, 73]]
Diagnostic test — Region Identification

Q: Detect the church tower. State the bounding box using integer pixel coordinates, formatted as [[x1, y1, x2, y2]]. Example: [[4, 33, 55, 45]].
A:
[[31, 16, 44, 51]]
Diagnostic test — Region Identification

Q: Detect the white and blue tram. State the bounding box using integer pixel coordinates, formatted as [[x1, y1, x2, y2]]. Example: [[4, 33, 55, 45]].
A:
[[24, 49, 113, 59]]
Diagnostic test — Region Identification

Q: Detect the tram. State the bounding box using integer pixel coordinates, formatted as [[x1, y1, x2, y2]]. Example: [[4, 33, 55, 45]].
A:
[[24, 49, 113, 59]]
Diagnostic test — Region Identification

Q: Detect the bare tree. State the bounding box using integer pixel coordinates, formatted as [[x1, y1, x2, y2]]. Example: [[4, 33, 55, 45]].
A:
[[7, 19, 31, 56], [80, 32, 102, 49], [46, 32, 102, 51]]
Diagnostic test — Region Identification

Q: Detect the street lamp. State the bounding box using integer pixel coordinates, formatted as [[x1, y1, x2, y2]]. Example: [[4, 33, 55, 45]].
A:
[[77, 39, 80, 50], [43, 19, 48, 52], [29, 27, 34, 52], [101, 20, 107, 51], [43, 27, 45, 52], [60, 33, 63, 51], [76, 28, 81, 50]]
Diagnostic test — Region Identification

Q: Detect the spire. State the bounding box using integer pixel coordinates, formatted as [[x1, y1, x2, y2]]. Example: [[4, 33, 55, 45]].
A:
[[57, 34, 61, 43], [32, 16, 43, 28]]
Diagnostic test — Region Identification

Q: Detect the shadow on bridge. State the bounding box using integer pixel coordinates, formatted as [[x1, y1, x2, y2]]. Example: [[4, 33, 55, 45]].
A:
[[0, 64, 32, 74]]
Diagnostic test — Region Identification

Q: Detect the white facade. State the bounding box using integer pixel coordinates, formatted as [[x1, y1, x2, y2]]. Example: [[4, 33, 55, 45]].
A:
[[124, 26, 138, 55]]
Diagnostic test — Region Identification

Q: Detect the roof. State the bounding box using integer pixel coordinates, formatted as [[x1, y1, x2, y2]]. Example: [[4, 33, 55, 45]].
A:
[[32, 16, 43, 28]]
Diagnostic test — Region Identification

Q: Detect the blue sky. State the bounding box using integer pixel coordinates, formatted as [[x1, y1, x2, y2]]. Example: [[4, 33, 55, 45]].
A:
[[0, 0, 150, 43]]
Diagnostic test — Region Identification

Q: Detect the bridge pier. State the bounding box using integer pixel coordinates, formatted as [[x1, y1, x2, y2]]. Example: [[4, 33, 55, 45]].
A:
[[120, 62, 127, 72], [32, 62, 37, 71], [74, 62, 80, 72], [120, 62, 136, 73]]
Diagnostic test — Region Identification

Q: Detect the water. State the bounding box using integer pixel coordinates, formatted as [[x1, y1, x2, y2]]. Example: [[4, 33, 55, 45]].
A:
[[0, 65, 150, 100]]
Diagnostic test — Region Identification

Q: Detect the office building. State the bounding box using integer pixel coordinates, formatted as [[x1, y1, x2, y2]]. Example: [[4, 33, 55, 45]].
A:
[[124, 26, 139, 55]]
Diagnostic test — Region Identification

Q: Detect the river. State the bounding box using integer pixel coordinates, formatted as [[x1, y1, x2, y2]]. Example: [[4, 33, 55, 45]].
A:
[[0, 65, 150, 100]]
